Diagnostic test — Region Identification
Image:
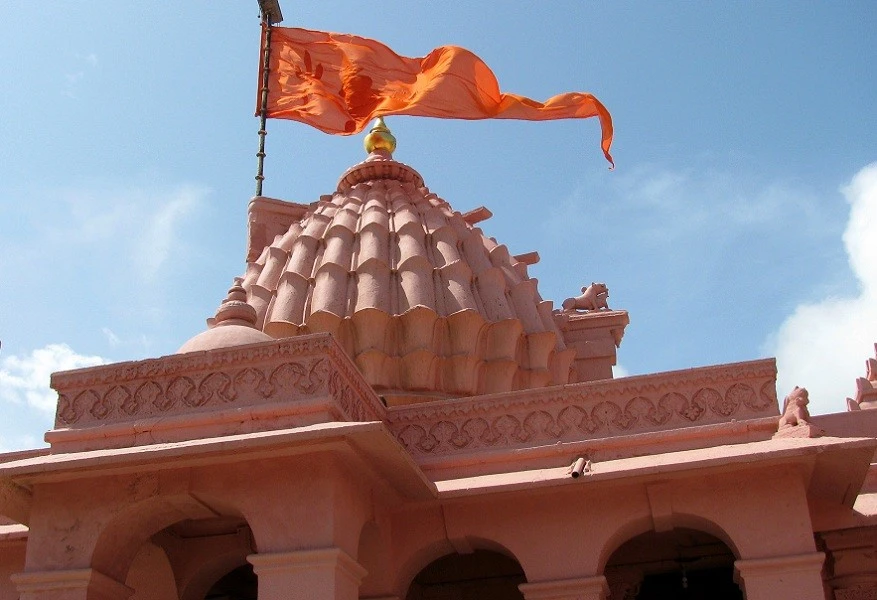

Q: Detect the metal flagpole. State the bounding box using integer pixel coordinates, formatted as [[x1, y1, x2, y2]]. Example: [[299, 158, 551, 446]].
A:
[[255, 1, 283, 197]]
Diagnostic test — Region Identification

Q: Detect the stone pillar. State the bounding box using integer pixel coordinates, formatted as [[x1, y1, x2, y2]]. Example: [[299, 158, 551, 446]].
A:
[[12, 569, 132, 600], [734, 552, 825, 600], [519, 575, 609, 600], [554, 310, 629, 383], [821, 527, 877, 599], [248, 547, 366, 600]]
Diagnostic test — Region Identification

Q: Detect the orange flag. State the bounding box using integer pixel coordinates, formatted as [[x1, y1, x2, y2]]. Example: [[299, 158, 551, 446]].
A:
[[262, 27, 614, 166]]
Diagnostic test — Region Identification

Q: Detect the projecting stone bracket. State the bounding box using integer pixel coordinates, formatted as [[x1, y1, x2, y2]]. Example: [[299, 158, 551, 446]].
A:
[[0, 478, 32, 525]]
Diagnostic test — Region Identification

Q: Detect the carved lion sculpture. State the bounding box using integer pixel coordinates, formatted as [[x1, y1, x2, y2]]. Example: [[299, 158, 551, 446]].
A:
[[848, 354, 877, 411], [778, 386, 811, 428], [562, 283, 610, 312]]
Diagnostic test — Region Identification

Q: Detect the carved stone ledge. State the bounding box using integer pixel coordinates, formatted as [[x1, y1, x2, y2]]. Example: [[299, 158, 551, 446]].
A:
[[830, 573, 877, 600], [832, 576, 877, 600], [12, 568, 132, 598], [386, 358, 778, 457], [519, 575, 609, 600], [336, 155, 424, 192], [836, 587, 877, 600], [48, 334, 385, 452], [774, 423, 824, 439]]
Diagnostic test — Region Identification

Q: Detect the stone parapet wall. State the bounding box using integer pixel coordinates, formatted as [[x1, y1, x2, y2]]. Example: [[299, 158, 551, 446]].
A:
[[45, 333, 779, 463], [47, 334, 384, 452], [386, 358, 779, 459]]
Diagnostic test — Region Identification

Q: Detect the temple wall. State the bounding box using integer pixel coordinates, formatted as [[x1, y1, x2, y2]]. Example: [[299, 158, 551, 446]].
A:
[[377, 467, 820, 598], [125, 543, 177, 600], [0, 455, 868, 600], [3, 345, 874, 600], [0, 536, 25, 600], [9, 452, 375, 599]]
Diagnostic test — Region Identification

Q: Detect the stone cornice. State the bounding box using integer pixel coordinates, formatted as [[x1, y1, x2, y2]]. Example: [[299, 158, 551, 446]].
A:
[[386, 358, 778, 457], [48, 334, 386, 452], [734, 551, 825, 576], [336, 156, 424, 191], [52, 334, 340, 390], [11, 568, 132, 597]]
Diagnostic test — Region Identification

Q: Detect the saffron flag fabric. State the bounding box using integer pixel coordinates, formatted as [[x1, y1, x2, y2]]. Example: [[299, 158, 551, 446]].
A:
[[261, 27, 614, 166]]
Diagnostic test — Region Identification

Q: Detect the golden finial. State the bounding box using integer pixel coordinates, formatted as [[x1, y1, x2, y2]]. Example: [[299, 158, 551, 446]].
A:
[[363, 117, 397, 155]]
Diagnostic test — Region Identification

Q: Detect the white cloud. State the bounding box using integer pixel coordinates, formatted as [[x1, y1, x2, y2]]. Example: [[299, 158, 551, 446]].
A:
[[63, 52, 98, 98], [1, 181, 210, 366], [102, 327, 121, 347], [137, 185, 204, 280], [21, 182, 208, 284], [0, 344, 106, 412], [844, 166, 877, 291], [0, 433, 41, 454], [542, 165, 832, 252], [767, 163, 877, 415], [78, 52, 98, 68]]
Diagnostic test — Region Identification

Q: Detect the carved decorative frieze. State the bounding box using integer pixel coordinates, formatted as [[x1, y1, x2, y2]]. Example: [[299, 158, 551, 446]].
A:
[[386, 359, 778, 456], [49, 338, 777, 458], [51, 334, 383, 431]]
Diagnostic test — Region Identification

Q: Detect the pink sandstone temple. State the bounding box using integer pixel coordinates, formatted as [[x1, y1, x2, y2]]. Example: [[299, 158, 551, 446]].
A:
[[2, 120, 877, 600]]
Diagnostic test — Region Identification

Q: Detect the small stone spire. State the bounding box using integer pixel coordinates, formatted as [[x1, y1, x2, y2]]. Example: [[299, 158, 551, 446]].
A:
[[363, 117, 397, 156], [212, 277, 258, 329]]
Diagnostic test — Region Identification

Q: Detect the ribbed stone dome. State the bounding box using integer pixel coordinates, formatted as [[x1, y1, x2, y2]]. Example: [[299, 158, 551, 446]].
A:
[[231, 148, 574, 405]]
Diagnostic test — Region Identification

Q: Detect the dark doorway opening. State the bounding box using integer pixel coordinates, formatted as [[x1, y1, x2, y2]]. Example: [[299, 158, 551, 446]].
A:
[[406, 549, 526, 600], [204, 563, 258, 600], [604, 528, 742, 600], [637, 565, 740, 599]]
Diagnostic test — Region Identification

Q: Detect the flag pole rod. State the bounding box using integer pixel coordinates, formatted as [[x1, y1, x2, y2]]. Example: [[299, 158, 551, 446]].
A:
[[254, 15, 273, 197], [255, 1, 282, 196]]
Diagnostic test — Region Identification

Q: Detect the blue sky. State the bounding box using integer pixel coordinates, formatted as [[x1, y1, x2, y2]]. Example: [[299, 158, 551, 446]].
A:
[[0, 2, 875, 451]]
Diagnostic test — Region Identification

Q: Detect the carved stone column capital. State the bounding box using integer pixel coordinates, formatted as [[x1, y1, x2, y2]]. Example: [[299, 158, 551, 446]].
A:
[[12, 568, 132, 600], [248, 547, 366, 600], [734, 552, 825, 600], [519, 575, 609, 600]]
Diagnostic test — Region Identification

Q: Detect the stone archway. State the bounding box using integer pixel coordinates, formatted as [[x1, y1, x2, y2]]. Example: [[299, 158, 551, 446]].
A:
[[604, 528, 742, 600], [83, 493, 256, 600], [405, 549, 526, 600], [144, 514, 256, 600]]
